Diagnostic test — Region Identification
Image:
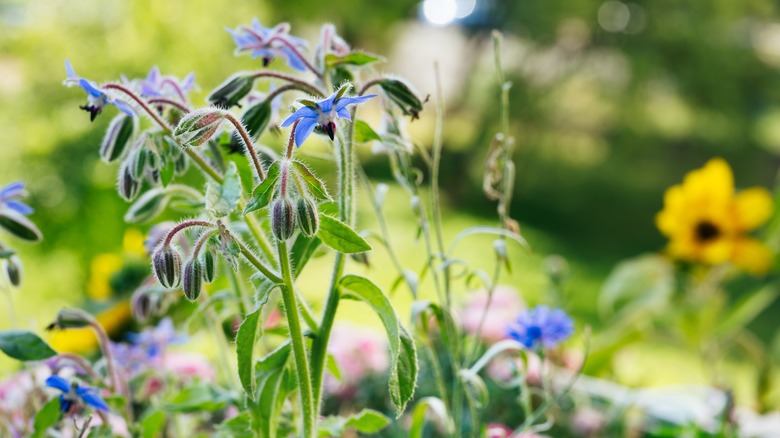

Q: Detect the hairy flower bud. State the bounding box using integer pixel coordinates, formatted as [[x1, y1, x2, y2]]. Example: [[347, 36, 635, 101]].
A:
[[182, 258, 203, 301], [100, 114, 135, 163], [296, 198, 319, 237], [5, 256, 22, 287], [173, 109, 227, 147], [271, 197, 296, 241], [131, 147, 147, 179], [152, 246, 182, 288], [47, 308, 93, 331], [117, 162, 140, 201], [207, 73, 256, 109], [174, 153, 188, 175], [203, 246, 217, 283], [131, 289, 154, 323]]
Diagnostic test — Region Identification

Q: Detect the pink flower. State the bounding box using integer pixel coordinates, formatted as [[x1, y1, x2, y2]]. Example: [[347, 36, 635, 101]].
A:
[[324, 324, 389, 396], [571, 407, 606, 436], [485, 424, 550, 438], [163, 352, 216, 382], [460, 286, 525, 343]]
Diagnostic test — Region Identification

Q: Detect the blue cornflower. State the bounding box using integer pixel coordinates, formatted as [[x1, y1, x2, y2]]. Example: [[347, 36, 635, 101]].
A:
[[506, 305, 574, 350], [0, 182, 33, 216], [45, 375, 109, 413], [138, 66, 196, 100], [281, 87, 377, 146], [226, 19, 309, 71], [64, 60, 134, 121]]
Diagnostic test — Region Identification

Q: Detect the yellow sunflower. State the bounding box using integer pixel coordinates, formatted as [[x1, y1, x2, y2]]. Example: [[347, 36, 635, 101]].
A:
[[656, 158, 774, 275]]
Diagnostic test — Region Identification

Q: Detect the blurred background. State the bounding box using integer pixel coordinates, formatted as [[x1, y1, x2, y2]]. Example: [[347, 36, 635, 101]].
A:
[[1, 0, 779, 409]]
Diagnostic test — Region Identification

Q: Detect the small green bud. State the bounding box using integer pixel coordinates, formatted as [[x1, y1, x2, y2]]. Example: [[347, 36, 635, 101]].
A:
[[5, 256, 22, 287], [378, 78, 424, 120], [296, 198, 320, 237], [271, 197, 296, 241], [131, 147, 147, 179], [173, 109, 227, 147], [118, 162, 140, 202], [47, 308, 93, 331], [203, 246, 217, 283], [100, 114, 135, 163], [152, 246, 182, 288], [182, 258, 203, 301], [207, 73, 256, 109], [174, 152, 188, 175], [124, 188, 167, 224]]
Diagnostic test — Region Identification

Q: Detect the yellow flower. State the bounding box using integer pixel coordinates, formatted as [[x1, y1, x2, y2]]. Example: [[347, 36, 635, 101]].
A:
[[123, 228, 148, 258], [656, 158, 774, 275], [87, 253, 123, 300]]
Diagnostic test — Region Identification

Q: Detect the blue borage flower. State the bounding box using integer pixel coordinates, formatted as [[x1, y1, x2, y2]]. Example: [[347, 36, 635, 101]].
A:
[[0, 182, 33, 216], [137, 66, 197, 99], [64, 60, 134, 121], [126, 317, 186, 358], [45, 375, 110, 413], [506, 305, 574, 350], [281, 85, 377, 146], [226, 19, 309, 72]]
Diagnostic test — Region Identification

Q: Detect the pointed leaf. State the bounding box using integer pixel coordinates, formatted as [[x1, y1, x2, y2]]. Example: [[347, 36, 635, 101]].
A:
[[32, 398, 61, 438], [318, 215, 371, 254], [378, 79, 424, 118], [353, 120, 382, 144], [325, 52, 385, 68], [242, 100, 272, 140], [0, 330, 57, 361], [291, 234, 323, 278], [244, 162, 281, 214], [160, 158, 175, 187], [410, 397, 452, 438], [237, 307, 263, 399], [206, 162, 242, 218], [291, 161, 331, 201]]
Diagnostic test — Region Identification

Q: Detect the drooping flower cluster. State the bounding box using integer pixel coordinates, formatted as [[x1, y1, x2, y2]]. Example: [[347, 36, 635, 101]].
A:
[[226, 19, 309, 71], [506, 305, 574, 350], [655, 158, 773, 275]]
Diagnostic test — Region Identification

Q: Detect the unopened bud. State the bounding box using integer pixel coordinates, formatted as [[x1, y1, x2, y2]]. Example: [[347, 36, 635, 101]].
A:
[[124, 188, 167, 224], [100, 114, 135, 163], [131, 288, 154, 323], [182, 258, 203, 301], [203, 246, 217, 283], [118, 161, 140, 201], [296, 198, 319, 237], [130, 147, 147, 179], [173, 109, 227, 148], [207, 74, 256, 109], [174, 153, 188, 175], [0, 209, 42, 242], [271, 197, 296, 241], [145, 149, 161, 171], [47, 308, 93, 331], [378, 78, 424, 120], [152, 246, 182, 288], [5, 256, 22, 287]]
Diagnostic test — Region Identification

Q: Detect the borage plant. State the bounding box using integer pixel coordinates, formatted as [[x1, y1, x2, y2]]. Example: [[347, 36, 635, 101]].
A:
[[0, 20, 584, 438]]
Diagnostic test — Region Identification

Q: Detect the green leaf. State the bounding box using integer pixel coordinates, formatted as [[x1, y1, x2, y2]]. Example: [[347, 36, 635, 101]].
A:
[[410, 300, 460, 353], [291, 161, 331, 201], [32, 398, 61, 438], [249, 343, 293, 438], [237, 307, 263, 399], [216, 412, 253, 438], [290, 234, 323, 278], [206, 162, 242, 218], [242, 100, 272, 140], [0, 330, 57, 361], [319, 410, 390, 437], [318, 216, 371, 254], [0, 249, 15, 258], [598, 254, 674, 316], [299, 99, 319, 109], [716, 286, 779, 336], [353, 120, 382, 143], [325, 52, 384, 68], [164, 383, 230, 412], [0, 209, 42, 241], [326, 353, 342, 382], [141, 409, 166, 438], [244, 162, 281, 214], [410, 397, 452, 438], [160, 158, 175, 187], [339, 275, 417, 416], [378, 79, 424, 119]]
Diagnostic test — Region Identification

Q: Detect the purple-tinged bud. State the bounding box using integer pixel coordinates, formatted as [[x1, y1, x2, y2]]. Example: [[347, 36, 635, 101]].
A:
[[207, 74, 256, 109], [173, 109, 227, 147], [182, 258, 203, 301], [5, 256, 22, 287], [131, 288, 154, 323], [152, 246, 182, 288], [118, 162, 140, 202], [100, 114, 135, 163], [296, 198, 319, 237], [203, 246, 217, 283], [271, 197, 296, 241]]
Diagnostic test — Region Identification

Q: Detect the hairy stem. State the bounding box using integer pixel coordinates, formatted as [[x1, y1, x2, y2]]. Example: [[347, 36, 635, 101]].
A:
[[224, 112, 266, 181], [248, 70, 325, 96]]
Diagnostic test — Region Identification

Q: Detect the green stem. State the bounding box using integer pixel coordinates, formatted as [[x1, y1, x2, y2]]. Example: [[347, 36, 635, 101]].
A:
[[234, 238, 282, 284], [277, 240, 315, 438]]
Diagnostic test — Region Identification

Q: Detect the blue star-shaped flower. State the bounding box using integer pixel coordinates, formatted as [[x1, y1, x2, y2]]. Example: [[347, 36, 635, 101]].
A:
[[0, 182, 33, 216], [281, 87, 377, 146], [45, 375, 110, 413], [226, 19, 309, 72], [506, 305, 574, 350], [138, 66, 196, 99], [64, 60, 134, 121]]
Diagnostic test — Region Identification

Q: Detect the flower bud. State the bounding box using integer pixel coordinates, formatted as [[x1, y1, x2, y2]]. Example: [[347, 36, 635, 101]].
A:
[[131, 289, 154, 323], [152, 246, 182, 288], [47, 308, 93, 331], [173, 109, 227, 147], [118, 161, 140, 201], [271, 197, 296, 241], [203, 246, 217, 283], [182, 258, 203, 302], [296, 198, 319, 237], [207, 73, 256, 109], [100, 114, 135, 163], [5, 256, 22, 287], [174, 153, 188, 175], [131, 147, 147, 179], [145, 148, 161, 171], [124, 188, 167, 224], [378, 78, 424, 120], [0, 209, 42, 242]]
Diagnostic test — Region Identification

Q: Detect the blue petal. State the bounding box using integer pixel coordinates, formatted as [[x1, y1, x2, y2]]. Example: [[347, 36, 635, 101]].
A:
[[334, 94, 377, 112], [281, 106, 318, 127], [59, 395, 72, 413], [279, 46, 308, 72], [0, 182, 24, 199], [316, 93, 338, 113], [146, 66, 160, 84], [77, 388, 110, 412], [79, 79, 103, 98], [181, 72, 196, 92], [5, 200, 33, 215], [64, 60, 77, 79], [113, 100, 135, 117], [45, 375, 70, 393], [336, 107, 351, 120], [251, 48, 275, 60], [294, 117, 318, 147]]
